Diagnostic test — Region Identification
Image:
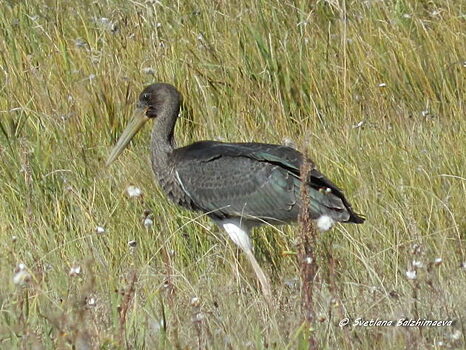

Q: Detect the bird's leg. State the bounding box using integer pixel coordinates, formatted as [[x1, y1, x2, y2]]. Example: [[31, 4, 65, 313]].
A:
[[243, 249, 272, 298], [220, 219, 272, 299]]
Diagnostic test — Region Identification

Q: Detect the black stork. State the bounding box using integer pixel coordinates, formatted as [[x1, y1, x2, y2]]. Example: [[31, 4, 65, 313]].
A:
[[106, 83, 364, 298]]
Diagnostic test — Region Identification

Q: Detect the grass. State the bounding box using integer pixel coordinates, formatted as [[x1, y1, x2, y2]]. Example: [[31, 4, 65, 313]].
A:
[[0, 0, 465, 348]]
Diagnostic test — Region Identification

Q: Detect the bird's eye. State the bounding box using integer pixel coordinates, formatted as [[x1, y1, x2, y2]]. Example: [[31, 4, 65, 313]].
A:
[[143, 93, 150, 100]]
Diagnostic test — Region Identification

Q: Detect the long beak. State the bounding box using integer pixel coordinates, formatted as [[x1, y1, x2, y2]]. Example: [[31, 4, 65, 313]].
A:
[[106, 108, 149, 166]]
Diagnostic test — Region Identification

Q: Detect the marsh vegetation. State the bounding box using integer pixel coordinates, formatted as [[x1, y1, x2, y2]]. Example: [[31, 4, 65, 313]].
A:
[[0, 0, 464, 348]]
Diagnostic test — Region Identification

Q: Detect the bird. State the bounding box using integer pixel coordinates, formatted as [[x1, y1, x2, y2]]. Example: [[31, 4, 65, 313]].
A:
[[106, 83, 364, 298]]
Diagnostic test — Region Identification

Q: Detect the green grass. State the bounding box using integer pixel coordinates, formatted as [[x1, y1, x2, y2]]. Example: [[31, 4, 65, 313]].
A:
[[0, 0, 465, 348]]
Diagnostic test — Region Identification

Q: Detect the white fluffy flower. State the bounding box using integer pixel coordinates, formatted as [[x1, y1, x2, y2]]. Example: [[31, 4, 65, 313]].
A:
[[406, 269, 417, 280], [13, 264, 31, 286], [126, 185, 142, 198], [317, 215, 334, 231]]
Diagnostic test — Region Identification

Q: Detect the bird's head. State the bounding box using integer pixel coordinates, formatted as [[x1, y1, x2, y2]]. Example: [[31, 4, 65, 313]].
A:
[[106, 83, 181, 166], [137, 83, 182, 118]]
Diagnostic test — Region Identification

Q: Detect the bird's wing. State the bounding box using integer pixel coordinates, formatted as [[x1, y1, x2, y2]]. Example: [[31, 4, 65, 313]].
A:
[[172, 142, 364, 224]]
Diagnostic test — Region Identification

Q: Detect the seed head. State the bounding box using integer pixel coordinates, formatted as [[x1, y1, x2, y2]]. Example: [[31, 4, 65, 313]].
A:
[[450, 329, 462, 340], [69, 265, 81, 277], [126, 185, 143, 198], [143, 217, 154, 228], [316, 215, 334, 231], [13, 263, 31, 286], [142, 67, 155, 75], [406, 269, 417, 280], [352, 120, 365, 129], [190, 297, 200, 307]]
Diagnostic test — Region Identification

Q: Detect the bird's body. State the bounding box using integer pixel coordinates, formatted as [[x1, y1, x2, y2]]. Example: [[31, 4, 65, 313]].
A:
[[107, 83, 364, 298], [159, 141, 363, 227]]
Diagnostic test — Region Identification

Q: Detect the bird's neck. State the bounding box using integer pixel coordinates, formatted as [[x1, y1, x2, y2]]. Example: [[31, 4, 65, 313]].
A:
[[150, 109, 177, 175]]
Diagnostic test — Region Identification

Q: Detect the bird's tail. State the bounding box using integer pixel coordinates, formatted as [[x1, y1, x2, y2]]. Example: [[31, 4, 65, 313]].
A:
[[305, 185, 365, 225]]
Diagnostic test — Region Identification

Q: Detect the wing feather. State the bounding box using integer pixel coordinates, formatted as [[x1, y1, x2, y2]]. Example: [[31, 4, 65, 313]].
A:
[[172, 141, 364, 224]]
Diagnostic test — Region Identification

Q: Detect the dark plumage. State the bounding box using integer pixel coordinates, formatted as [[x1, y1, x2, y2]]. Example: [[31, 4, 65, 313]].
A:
[[107, 83, 364, 298], [172, 141, 364, 225]]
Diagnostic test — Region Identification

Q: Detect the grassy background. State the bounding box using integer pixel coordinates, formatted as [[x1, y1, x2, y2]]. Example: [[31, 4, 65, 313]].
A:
[[0, 0, 465, 348]]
